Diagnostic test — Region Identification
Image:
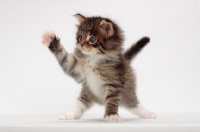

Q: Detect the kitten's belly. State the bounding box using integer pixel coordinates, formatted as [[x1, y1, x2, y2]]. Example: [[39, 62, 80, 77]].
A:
[[85, 67, 106, 104]]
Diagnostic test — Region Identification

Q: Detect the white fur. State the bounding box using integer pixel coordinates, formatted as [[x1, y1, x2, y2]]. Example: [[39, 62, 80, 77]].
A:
[[73, 61, 85, 83], [65, 54, 76, 72], [74, 52, 113, 103], [75, 48, 121, 103], [104, 114, 122, 122], [73, 99, 88, 117], [84, 64, 106, 104], [130, 103, 156, 119], [59, 112, 75, 120], [67, 54, 75, 66], [82, 54, 119, 104], [56, 50, 67, 63], [59, 57, 108, 120], [86, 35, 91, 41], [59, 99, 88, 120], [66, 54, 86, 83], [85, 52, 119, 66]]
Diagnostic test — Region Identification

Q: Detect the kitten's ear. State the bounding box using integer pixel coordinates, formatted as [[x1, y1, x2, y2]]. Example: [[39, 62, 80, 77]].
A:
[[74, 13, 86, 23], [99, 20, 114, 38]]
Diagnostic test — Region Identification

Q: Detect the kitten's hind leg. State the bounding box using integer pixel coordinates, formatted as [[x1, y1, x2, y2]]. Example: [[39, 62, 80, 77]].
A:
[[59, 99, 91, 120], [59, 86, 94, 120], [129, 103, 156, 119]]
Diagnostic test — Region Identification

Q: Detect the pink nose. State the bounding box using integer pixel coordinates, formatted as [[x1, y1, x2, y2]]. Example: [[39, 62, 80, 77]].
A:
[[80, 43, 85, 47]]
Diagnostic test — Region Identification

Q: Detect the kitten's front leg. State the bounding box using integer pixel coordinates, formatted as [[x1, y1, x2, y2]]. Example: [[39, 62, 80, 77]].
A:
[[104, 84, 122, 122], [42, 31, 79, 79], [42, 31, 68, 62]]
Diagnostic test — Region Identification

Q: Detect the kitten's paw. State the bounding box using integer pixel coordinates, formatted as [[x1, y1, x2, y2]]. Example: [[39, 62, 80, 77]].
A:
[[59, 112, 75, 120], [103, 115, 122, 122], [41, 31, 55, 47], [140, 112, 156, 119]]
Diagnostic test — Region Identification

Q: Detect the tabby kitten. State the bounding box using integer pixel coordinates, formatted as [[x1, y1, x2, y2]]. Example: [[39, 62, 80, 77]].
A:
[[41, 14, 156, 122]]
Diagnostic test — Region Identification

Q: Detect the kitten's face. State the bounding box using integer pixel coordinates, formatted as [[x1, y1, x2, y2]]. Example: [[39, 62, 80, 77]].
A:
[[75, 14, 123, 56], [76, 19, 105, 55]]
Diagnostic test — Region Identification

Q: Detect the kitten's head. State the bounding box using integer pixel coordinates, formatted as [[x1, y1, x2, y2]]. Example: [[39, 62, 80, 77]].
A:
[[74, 14, 124, 58]]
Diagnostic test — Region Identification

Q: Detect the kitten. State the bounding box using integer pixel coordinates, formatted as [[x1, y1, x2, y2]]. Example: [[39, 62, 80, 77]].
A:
[[41, 14, 156, 122]]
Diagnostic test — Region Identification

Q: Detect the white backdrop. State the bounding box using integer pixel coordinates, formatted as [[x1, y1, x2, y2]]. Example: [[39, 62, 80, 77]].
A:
[[0, 0, 200, 115]]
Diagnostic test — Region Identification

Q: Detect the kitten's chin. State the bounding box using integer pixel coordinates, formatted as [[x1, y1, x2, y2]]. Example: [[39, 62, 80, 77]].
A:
[[81, 49, 95, 56], [77, 46, 95, 56], [78, 47, 88, 54]]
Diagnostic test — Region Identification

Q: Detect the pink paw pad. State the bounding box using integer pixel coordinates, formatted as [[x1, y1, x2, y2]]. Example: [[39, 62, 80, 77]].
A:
[[141, 112, 157, 119], [59, 113, 75, 120], [41, 31, 55, 46]]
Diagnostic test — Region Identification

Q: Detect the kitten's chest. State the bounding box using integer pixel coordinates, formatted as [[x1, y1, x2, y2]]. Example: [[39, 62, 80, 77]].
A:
[[84, 64, 106, 103]]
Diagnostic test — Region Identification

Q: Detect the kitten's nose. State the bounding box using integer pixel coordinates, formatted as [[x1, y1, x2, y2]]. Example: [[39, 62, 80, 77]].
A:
[[80, 43, 85, 47]]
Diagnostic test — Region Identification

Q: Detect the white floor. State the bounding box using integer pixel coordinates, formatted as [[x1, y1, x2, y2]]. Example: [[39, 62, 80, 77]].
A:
[[0, 113, 200, 132]]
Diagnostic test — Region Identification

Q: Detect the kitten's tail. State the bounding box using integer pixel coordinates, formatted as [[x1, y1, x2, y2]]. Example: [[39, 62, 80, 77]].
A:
[[123, 37, 150, 63]]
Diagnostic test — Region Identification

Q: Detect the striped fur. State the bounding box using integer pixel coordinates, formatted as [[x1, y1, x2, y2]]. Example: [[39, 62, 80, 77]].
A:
[[46, 14, 155, 121], [124, 37, 150, 64]]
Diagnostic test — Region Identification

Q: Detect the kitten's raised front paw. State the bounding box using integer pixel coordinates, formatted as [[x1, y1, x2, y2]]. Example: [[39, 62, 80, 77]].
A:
[[41, 31, 55, 47], [140, 112, 156, 119], [104, 114, 122, 122], [59, 113, 75, 120]]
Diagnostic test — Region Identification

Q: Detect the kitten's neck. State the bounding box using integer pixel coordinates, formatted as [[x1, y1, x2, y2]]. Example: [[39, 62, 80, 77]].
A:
[[86, 53, 120, 66], [74, 48, 120, 65]]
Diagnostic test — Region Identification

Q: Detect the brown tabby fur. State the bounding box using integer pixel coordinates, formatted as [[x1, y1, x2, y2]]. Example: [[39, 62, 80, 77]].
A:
[[48, 14, 150, 118]]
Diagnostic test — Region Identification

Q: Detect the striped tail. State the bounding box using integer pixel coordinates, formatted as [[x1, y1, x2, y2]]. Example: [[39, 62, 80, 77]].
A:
[[124, 37, 150, 63]]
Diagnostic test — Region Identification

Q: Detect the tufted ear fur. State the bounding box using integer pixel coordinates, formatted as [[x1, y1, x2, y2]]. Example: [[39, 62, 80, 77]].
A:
[[74, 13, 86, 23], [99, 20, 114, 38]]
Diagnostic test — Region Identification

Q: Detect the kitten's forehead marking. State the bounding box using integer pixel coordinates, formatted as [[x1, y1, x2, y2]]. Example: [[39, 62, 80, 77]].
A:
[[85, 32, 91, 39], [86, 35, 91, 41], [80, 32, 91, 41]]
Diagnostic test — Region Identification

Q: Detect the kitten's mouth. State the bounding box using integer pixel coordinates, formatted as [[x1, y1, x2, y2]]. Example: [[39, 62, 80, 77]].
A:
[[78, 45, 88, 52], [80, 46, 86, 51], [77, 44, 83, 49], [77, 44, 94, 54], [78, 44, 88, 51]]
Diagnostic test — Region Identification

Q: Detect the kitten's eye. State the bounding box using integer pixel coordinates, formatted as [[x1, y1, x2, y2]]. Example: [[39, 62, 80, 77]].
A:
[[78, 35, 82, 42], [89, 37, 97, 44]]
